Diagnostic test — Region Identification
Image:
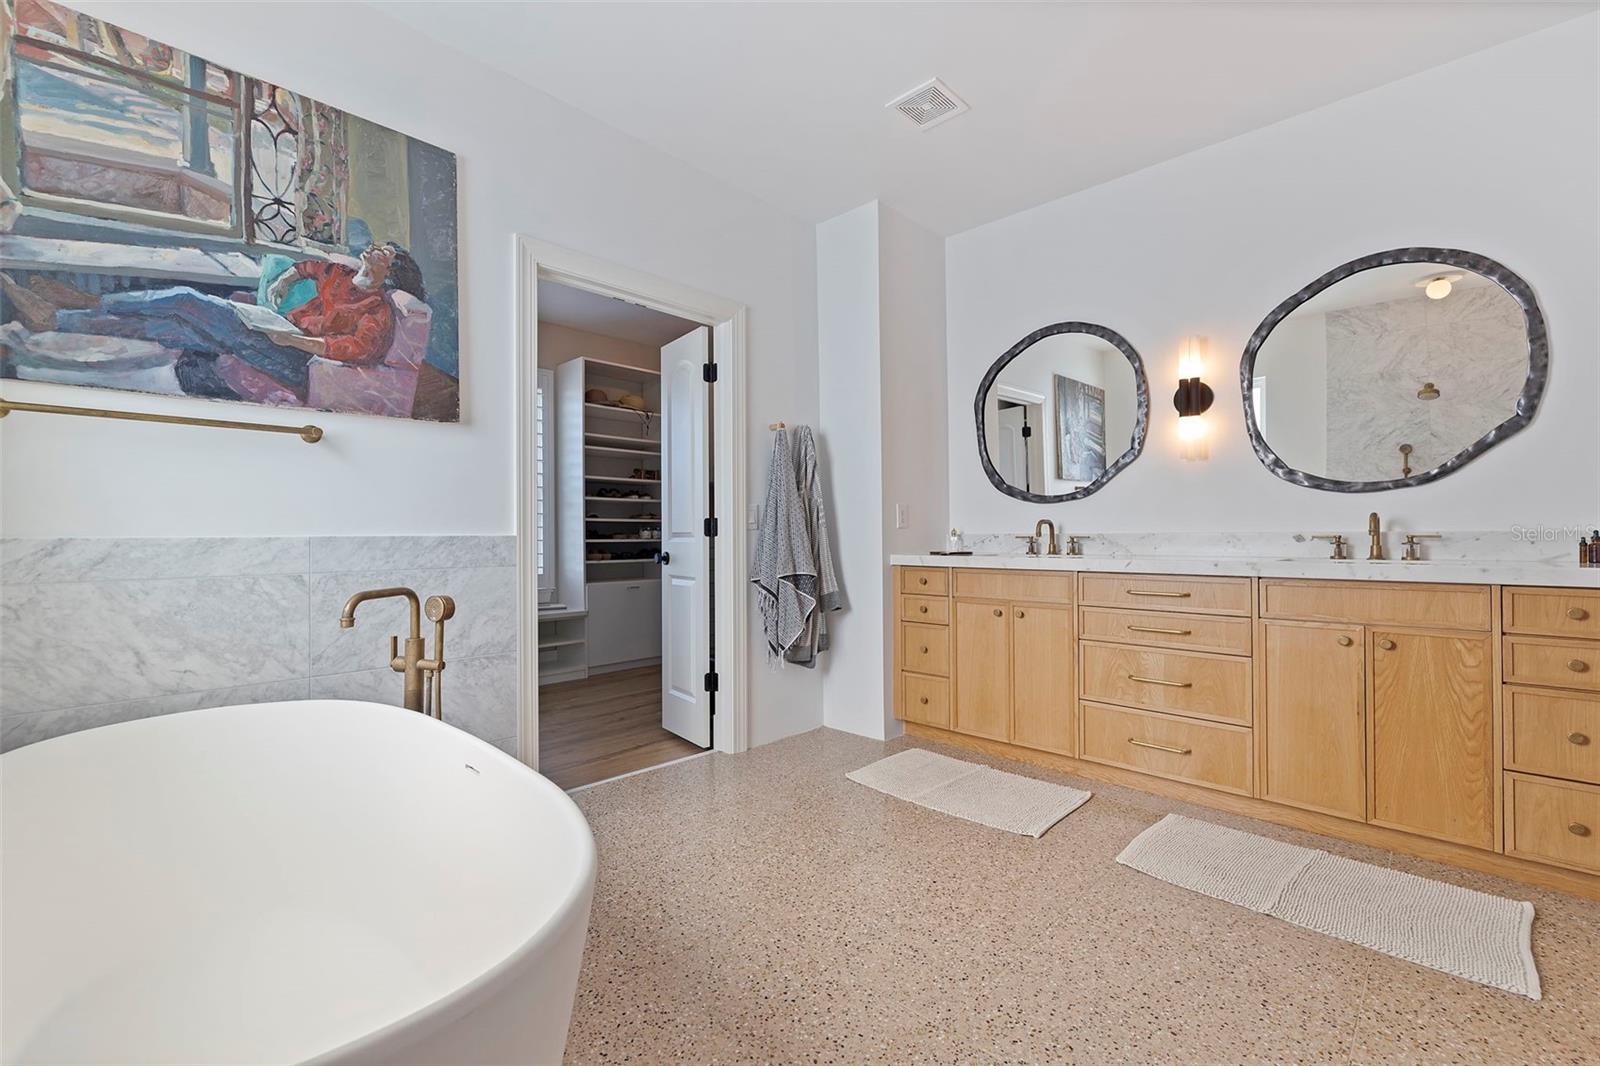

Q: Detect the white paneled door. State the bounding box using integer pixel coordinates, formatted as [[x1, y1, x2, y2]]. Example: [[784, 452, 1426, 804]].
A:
[[659, 327, 712, 746]]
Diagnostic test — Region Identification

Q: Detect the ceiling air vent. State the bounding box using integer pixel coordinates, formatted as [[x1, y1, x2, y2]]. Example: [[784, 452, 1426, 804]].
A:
[[886, 77, 968, 130]]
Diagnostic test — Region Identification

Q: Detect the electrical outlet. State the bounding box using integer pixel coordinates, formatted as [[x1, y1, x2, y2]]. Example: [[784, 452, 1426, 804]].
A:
[[895, 504, 909, 529]]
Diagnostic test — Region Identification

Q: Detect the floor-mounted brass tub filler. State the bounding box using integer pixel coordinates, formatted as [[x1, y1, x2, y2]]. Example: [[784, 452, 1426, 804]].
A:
[[340, 588, 456, 718]]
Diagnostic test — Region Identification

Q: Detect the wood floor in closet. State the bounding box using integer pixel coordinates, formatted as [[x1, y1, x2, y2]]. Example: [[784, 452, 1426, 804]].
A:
[[538, 666, 702, 790]]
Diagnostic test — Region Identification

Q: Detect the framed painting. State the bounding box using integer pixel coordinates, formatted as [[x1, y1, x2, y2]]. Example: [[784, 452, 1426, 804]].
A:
[[1053, 373, 1106, 482], [0, 0, 460, 421]]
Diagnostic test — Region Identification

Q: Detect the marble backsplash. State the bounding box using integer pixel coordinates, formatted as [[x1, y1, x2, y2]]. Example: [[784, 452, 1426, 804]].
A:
[[953, 528, 1590, 562], [0, 536, 518, 754]]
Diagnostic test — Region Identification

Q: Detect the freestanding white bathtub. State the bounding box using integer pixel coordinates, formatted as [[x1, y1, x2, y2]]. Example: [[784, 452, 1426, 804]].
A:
[[1, 700, 596, 1066]]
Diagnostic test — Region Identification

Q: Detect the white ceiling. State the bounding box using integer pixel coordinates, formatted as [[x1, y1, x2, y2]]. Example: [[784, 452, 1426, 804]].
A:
[[537, 280, 697, 346], [372, 1, 1591, 235]]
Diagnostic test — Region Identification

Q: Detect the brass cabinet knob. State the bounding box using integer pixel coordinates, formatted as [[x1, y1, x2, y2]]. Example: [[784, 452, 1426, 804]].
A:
[[1337, 635, 1354, 647], [1568, 659, 1590, 673], [1570, 823, 1592, 838], [919, 605, 929, 614], [1017, 610, 1026, 619], [1569, 606, 1591, 621], [919, 696, 930, 705], [919, 645, 929, 654], [1569, 732, 1591, 746], [918, 577, 928, 586], [993, 608, 1003, 617], [1377, 639, 1396, 651]]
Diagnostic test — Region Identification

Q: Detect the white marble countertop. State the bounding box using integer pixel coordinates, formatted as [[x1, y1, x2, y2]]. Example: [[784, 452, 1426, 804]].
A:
[[889, 551, 1600, 589]]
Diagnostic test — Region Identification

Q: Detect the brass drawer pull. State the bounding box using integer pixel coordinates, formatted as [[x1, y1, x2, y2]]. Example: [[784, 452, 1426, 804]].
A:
[[1127, 590, 1191, 598], [1128, 674, 1193, 688], [919, 696, 930, 705], [1571, 732, 1592, 746], [1337, 636, 1354, 647], [993, 608, 1003, 617], [918, 605, 929, 614], [1128, 624, 1191, 636], [1570, 823, 1592, 838], [918, 577, 929, 586], [1570, 606, 1591, 621], [1129, 738, 1192, 756], [1568, 659, 1590, 673], [1377, 639, 1396, 651], [919, 645, 929, 654], [1017, 610, 1026, 619]]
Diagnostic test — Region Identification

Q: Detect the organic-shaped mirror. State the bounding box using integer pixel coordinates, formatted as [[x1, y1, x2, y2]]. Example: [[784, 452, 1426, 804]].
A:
[[976, 322, 1148, 503], [1242, 248, 1546, 492]]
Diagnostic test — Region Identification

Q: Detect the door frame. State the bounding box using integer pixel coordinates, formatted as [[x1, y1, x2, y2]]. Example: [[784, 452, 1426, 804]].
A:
[[513, 235, 751, 768]]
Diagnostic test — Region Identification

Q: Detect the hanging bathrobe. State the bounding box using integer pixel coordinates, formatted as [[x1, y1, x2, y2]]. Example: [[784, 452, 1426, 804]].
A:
[[752, 425, 841, 667]]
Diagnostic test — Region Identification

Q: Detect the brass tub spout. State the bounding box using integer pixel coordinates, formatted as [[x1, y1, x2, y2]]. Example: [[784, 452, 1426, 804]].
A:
[[340, 587, 430, 714]]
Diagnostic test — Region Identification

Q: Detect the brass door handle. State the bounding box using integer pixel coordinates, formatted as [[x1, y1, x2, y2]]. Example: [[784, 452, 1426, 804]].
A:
[[1570, 823, 1592, 838], [1337, 635, 1354, 647], [1127, 590, 1191, 598], [1569, 607, 1591, 621], [1129, 738, 1192, 756], [1128, 625, 1191, 636], [1377, 639, 1396, 651], [1568, 732, 1590, 746], [993, 608, 1003, 617], [1568, 659, 1590, 673], [1128, 674, 1192, 688]]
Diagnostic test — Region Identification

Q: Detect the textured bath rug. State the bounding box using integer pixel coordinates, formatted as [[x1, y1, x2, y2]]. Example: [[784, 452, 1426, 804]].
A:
[[1117, 814, 1541, 999], [847, 748, 1091, 837]]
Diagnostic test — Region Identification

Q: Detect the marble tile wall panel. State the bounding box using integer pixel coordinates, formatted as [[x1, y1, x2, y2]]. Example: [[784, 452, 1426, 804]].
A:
[[0, 536, 518, 752]]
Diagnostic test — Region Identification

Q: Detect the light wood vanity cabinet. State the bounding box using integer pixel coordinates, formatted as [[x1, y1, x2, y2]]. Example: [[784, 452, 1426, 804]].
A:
[[894, 567, 1600, 898]]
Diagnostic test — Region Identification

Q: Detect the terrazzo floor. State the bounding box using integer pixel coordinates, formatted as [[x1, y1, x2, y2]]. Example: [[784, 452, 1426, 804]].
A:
[[565, 728, 1600, 1064]]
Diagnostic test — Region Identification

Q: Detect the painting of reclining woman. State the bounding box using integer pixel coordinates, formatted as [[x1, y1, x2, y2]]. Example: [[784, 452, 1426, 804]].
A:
[[0, 0, 460, 421]]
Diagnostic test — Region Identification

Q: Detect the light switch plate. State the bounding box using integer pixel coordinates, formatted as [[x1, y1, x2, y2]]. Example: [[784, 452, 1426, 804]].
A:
[[895, 504, 909, 529]]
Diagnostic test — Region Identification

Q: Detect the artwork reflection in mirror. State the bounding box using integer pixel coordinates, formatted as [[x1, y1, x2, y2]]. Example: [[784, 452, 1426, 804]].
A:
[[1248, 256, 1541, 488], [982, 330, 1139, 498]]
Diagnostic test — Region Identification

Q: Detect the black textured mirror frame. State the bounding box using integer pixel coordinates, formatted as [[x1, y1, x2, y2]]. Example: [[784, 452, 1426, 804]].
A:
[[1239, 247, 1548, 494], [974, 321, 1150, 504]]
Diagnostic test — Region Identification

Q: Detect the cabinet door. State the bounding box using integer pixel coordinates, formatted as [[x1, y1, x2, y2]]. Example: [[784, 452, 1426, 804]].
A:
[[1261, 621, 1365, 820], [953, 600, 1011, 741], [1369, 629, 1495, 849], [1011, 604, 1075, 755]]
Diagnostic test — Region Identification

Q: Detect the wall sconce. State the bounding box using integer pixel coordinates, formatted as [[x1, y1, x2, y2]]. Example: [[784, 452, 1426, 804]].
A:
[[1173, 335, 1213, 461]]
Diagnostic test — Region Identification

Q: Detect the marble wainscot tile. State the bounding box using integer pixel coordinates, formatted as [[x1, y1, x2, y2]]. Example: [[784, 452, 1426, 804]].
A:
[[307, 566, 517, 676], [1, 537, 308, 584], [308, 653, 516, 745], [308, 535, 515, 573], [0, 575, 310, 714], [0, 678, 310, 753]]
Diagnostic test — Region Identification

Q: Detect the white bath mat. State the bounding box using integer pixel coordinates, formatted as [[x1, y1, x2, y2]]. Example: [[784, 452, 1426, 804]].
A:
[[847, 748, 1091, 837], [1117, 814, 1541, 999]]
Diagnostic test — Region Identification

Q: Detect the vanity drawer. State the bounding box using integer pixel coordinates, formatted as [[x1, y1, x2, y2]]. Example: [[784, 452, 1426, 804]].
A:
[[1079, 606, 1252, 656], [1080, 641, 1252, 725], [1079, 574, 1251, 616], [1505, 772, 1600, 875], [1503, 637, 1600, 692], [952, 568, 1074, 604], [1260, 580, 1491, 631], [1504, 587, 1600, 640], [900, 567, 949, 596], [1504, 687, 1600, 785], [901, 595, 950, 625], [899, 622, 950, 677], [1080, 701, 1252, 796], [898, 672, 950, 729]]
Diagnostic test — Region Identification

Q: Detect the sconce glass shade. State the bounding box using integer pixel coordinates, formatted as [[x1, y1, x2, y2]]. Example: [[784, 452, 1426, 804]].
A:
[[1177, 413, 1209, 461]]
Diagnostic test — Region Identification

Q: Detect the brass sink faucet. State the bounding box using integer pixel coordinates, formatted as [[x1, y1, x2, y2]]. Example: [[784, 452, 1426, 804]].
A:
[[1367, 512, 1384, 561], [340, 587, 456, 718], [1034, 518, 1060, 556]]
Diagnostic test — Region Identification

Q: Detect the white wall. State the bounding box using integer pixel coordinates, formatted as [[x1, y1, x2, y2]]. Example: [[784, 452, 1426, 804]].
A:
[[0, 1, 823, 747], [945, 16, 1599, 535], [536, 322, 657, 372], [817, 202, 947, 741]]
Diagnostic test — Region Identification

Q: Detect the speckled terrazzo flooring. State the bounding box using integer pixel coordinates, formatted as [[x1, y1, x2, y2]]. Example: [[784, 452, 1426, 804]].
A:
[[565, 728, 1600, 1065]]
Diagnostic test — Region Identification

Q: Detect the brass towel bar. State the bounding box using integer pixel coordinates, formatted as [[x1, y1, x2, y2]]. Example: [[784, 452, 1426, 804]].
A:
[[0, 397, 324, 443]]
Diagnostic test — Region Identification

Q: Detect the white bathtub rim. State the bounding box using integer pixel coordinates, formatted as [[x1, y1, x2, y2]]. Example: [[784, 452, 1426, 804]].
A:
[[2, 700, 598, 1066]]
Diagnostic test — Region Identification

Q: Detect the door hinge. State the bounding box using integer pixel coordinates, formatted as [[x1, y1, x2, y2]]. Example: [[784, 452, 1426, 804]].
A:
[[702, 362, 718, 383], [704, 670, 719, 693], [703, 516, 718, 538]]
